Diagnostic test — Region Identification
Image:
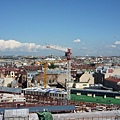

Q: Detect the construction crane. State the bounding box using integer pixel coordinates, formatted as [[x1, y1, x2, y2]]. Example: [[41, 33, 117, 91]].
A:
[[36, 61, 47, 89], [36, 59, 68, 89], [46, 44, 71, 100], [46, 44, 71, 60]]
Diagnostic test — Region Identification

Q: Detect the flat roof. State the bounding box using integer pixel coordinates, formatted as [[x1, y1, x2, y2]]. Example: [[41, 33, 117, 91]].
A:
[[0, 86, 21, 94], [0, 105, 75, 113], [71, 88, 120, 94]]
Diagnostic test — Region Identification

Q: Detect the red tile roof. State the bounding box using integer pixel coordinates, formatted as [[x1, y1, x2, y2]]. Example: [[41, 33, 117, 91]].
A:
[[106, 77, 120, 83]]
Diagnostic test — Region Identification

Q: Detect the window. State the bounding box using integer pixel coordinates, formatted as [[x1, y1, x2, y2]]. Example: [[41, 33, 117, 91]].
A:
[[77, 93, 81, 95], [49, 80, 51, 83], [93, 94, 95, 97], [55, 94, 58, 97], [87, 94, 92, 97], [104, 95, 106, 98], [115, 96, 120, 99]]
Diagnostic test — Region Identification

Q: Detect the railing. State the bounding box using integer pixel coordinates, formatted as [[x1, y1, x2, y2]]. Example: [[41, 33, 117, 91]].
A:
[[53, 115, 120, 120]]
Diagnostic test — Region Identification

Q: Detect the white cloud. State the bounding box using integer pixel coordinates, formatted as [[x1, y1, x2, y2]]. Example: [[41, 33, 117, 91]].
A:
[[114, 41, 120, 45], [0, 39, 46, 52], [73, 39, 81, 43], [0, 40, 21, 50], [111, 45, 116, 48]]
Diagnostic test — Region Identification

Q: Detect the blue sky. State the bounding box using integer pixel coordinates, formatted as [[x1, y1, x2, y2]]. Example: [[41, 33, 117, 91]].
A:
[[0, 0, 120, 56]]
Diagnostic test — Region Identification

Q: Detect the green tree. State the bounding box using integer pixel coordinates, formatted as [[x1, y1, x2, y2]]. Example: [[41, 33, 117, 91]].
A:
[[48, 63, 55, 69]]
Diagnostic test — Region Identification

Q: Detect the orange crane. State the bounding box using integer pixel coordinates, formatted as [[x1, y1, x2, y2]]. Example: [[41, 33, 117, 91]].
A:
[[46, 44, 72, 100], [36, 60, 67, 89], [36, 61, 47, 89]]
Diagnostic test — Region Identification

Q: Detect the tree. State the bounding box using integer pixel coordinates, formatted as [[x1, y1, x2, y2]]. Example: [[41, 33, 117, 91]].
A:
[[48, 63, 56, 69]]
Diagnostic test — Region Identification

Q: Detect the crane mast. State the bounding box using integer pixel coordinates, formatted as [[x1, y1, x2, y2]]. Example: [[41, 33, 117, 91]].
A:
[[46, 44, 71, 100], [44, 62, 47, 89]]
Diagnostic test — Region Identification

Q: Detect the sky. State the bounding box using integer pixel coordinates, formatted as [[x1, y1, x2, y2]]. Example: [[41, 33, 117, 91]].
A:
[[0, 0, 120, 56]]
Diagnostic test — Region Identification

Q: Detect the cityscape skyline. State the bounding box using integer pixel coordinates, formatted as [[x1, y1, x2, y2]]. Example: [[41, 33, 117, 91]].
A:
[[0, 0, 120, 56]]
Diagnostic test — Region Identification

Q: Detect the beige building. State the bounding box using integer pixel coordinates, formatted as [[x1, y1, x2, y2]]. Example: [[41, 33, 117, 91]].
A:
[[105, 67, 120, 78], [79, 72, 94, 84], [57, 73, 74, 88], [75, 72, 94, 89], [3, 77, 15, 87]]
